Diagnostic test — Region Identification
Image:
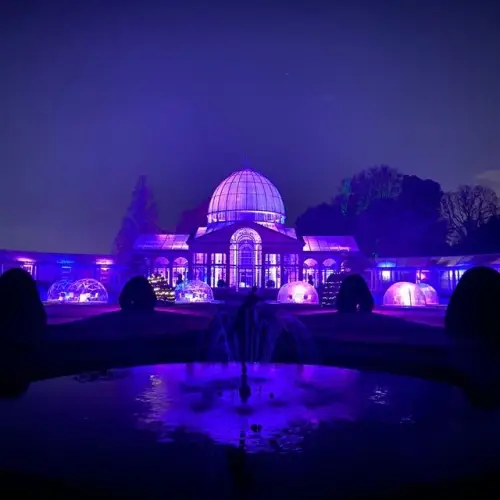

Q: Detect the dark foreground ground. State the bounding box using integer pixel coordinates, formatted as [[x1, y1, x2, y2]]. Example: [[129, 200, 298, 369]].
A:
[[8, 304, 498, 498], [30, 303, 460, 388]]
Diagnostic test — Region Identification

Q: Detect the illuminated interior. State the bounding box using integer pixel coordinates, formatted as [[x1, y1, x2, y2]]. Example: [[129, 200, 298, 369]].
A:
[[382, 282, 426, 307], [46, 279, 74, 302], [175, 279, 214, 304], [229, 227, 262, 288], [277, 281, 320, 305], [65, 279, 109, 304], [417, 283, 439, 305], [207, 168, 286, 224]]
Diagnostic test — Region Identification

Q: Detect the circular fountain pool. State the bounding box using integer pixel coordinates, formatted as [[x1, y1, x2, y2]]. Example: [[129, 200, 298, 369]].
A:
[[0, 363, 499, 497]]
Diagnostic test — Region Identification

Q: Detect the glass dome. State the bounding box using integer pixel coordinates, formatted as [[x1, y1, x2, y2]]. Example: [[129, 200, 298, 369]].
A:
[[207, 168, 286, 224], [175, 280, 214, 304], [46, 279, 74, 302], [417, 283, 439, 305], [277, 281, 319, 305], [383, 282, 426, 307], [66, 279, 109, 304]]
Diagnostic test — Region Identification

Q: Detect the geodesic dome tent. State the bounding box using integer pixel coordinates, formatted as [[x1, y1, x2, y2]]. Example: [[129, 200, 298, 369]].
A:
[[417, 283, 439, 305], [66, 279, 109, 304], [175, 280, 214, 304], [46, 279, 74, 302], [383, 282, 426, 307], [277, 281, 320, 305]]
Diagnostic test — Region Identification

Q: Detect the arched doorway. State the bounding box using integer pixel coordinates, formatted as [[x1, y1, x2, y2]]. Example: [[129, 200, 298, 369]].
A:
[[322, 258, 337, 283], [229, 228, 262, 289], [173, 257, 188, 285], [153, 257, 170, 282], [303, 258, 319, 286]]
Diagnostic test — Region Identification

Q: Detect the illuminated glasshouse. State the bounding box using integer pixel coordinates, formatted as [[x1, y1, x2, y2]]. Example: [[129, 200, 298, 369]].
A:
[[46, 279, 74, 302], [382, 282, 426, 307], [66, 279, 109, 304], [417, 283, 439, 305], [175, 279, 214, 304], [132, 167, 361, 291], [277, 281, 320, 305], [1, 166, 498, 301]]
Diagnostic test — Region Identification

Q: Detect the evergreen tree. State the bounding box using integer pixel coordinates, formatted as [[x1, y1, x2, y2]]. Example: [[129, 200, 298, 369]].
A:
[[112, 175, 160, 257]]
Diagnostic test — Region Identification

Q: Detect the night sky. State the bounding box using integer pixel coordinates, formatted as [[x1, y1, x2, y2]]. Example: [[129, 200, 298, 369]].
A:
[[1, 0, 499, 254]]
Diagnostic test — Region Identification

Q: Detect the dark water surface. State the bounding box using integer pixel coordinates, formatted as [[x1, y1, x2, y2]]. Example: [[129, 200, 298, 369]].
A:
[[0, 363, 499, 497]]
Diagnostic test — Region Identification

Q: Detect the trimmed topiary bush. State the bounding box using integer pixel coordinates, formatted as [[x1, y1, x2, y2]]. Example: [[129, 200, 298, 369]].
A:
[[119, 276, 157, 312], [336, 274, 374, 313], [0, 268, 46, 350], [445, 266, 500, 348]]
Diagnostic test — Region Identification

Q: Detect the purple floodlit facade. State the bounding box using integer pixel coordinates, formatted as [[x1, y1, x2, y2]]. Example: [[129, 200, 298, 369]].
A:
[[207, 169, 286, 224], [132, 168, 363, 292], [366, 254, 500, 304], [1, 167, 499, 303]]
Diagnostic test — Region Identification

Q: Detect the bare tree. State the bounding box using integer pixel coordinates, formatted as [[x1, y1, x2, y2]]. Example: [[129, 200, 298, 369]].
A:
[[441, 185, 498, 243]]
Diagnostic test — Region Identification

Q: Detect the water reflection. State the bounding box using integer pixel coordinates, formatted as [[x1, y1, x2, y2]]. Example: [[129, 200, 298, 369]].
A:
[[1, 363, 500, 494], [133, 363, 459, 454]]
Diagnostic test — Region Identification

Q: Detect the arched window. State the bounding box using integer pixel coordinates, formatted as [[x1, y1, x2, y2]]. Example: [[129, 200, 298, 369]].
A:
[[153, 257, 170, 282], [302, 258, 319, 286], [229, 228, 262, 289], [173, 257, 188, 286], [322, 258, 337, 283]]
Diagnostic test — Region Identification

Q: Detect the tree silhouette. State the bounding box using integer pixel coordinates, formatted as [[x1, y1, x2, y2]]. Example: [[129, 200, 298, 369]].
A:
[[296, 168, 447, 256], [335, 165, 402, 215], [175, 198, 210, 234], [295, 202, 352, 236], [441, 185, 498, 244], [458, 215, 500, 254], [112, 175, 159, 258]]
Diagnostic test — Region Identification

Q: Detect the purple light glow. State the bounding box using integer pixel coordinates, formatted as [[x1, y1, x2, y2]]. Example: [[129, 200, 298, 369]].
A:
[[207, 168, 286, 224], [302, 236, 358, 252], [46, 279, 74, 302], [277, 281, 320, 305], [417, 283, 439, 305], [66, 279, 109, 304], [16, 257, 35, 263], [136, 363, 360, 452], [95, 258, 113, 266], [175, 280, 214, 303], [382, 282, 426, 307]]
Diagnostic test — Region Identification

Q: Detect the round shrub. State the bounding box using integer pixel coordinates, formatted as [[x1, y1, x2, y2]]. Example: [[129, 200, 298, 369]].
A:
[[119, 276, 157, 312], [0, 268, 46, 349], [445, 266, 500, 348], [336, 274, 374, 313]]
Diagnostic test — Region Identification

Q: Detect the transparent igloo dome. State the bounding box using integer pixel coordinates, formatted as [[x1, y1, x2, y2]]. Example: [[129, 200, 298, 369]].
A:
[[175, 280, 214, 304], [66, 279, 109, 304], [277, 281, 319, 305], [46, 279, 74, 302], [207, 168, 286, 224], [383, 282, 426, 307], [417, 283, 439, 305]]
